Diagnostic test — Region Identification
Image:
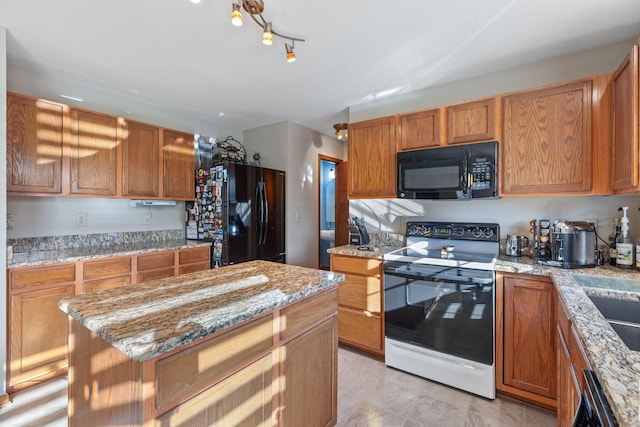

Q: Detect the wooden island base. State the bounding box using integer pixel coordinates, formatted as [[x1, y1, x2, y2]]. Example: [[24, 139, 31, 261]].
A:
[[68, 288, 338, 427]]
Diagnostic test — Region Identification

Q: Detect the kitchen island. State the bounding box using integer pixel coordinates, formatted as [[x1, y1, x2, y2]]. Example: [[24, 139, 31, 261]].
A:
[[58, 260, 343, 426]]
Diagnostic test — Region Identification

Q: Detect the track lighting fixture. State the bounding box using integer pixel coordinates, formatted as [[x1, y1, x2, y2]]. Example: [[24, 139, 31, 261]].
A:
[[285, 42, 296, 62], [333, 123, 348, 141], [230, 0, 305, 62]]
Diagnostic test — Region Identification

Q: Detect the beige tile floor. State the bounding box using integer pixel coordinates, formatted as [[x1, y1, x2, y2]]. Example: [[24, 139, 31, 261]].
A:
[[0, 346, 556, 426], [337, 347, 556, 427]]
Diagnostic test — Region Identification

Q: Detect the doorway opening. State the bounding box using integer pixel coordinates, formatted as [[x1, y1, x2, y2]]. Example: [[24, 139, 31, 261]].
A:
[[318, 156, 347, 270]]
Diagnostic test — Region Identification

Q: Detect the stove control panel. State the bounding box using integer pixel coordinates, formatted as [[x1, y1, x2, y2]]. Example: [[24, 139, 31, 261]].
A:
[[406, 221, 500, 242]]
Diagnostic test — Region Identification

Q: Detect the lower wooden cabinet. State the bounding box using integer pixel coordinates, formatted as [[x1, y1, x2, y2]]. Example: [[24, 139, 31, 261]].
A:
[[557, 294, 590, 426], [330, 254, 384, 356], [7, 262, 76, 392], [6, 245, 210, 392], [280, 317, 338, 427], [496, 272, 557, 409]]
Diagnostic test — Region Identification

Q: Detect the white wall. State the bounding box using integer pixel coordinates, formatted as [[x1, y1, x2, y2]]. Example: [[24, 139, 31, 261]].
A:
[[7, 197, 185, 238], [351, 196, 640, 248], [1, 25, 8, 398], [350, 40, 634, 123], [348, 38, 640, 249], [244, 121, 345, 268]]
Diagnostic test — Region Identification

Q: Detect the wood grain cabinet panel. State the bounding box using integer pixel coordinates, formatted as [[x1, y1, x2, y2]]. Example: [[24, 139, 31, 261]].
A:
[[611, 44, 639, 193], [7, 93, 66, 194], [280, 317, 337, 427], [497, 273, 556, 409], [162, 129, 194, 200], [10, 264, 76, 292], [348, 116, 397, 198], [447, 98, 496, 144], [502, 80, 593, 195], [399, 108, 442, 150], [331, 254, 384, 356], [83, 275, 131, 293], [83, 256, 132, 281], [122, 119, 160, 198], [8, 284, 74, 391], [70, 108, 118, 195]]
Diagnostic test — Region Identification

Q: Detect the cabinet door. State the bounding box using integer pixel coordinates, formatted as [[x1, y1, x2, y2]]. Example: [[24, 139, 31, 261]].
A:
[[7, 94, 66, 194], [611, 45, 639, 192], [158, 354, 274, 427], [122, 119, 159, 197], [502, 275, 556, 400], [502, 81, 592, 195], [399, 108, 442, 150], [8, 285, 74, 389], [447, 98, 496, 144], [70, 109, 118, 195], [84, 275, 131, 293], [557, 325, 581, 427], [280, 317, 337, 427], [348, 116, 397, 198], [162, 129, 194, 199]]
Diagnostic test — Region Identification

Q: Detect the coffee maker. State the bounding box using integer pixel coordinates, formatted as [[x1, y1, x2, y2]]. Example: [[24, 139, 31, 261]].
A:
[[539, 220, 596, 268]]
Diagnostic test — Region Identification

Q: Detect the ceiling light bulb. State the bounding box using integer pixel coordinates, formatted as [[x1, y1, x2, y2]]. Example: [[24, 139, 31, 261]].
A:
[[336, 129, 342, 139], [262, 22, 273, 45], [285, 43, 296, 62], [231, 3, 243, 26]]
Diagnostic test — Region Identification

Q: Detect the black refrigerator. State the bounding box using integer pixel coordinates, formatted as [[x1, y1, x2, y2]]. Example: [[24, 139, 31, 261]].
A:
[[186, 162, 286, 268]]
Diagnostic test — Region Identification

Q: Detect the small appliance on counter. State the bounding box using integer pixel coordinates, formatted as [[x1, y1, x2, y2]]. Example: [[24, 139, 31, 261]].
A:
[[348, 217, 370, 246], [505, 235, 529, 257], [537, 220, 596, 269]]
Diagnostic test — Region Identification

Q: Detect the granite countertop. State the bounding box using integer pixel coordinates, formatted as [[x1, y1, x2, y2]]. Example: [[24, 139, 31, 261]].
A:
[[326, 244, 401, 258], [497, 255, 640, 427], [8, 239, 211, 269], [333, 246, 639, 426], [59, 260, 343, 362]]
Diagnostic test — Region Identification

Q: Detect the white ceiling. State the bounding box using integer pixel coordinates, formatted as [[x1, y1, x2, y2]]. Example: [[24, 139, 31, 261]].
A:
[[2, 0, 640, 138]]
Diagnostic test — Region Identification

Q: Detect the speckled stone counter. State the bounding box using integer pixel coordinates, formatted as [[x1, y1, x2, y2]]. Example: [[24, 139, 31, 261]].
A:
[[496, 256, 640, 427], [8, 239, 211, 268], [59, 260, 344, 362]]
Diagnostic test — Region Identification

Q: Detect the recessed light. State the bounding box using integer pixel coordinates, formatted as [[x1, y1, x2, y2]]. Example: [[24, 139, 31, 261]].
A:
[[190, 0, 201, 3], [59, 94, 84, 102], [218, 112, 225, 117]]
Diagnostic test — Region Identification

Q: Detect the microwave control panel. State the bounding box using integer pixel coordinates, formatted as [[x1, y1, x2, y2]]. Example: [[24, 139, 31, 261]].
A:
[[470, 155, 493, 190]]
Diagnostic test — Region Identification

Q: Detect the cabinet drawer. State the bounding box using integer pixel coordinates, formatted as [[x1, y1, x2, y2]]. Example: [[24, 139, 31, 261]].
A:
[[10, 264, 76, 292], [338, 306, 382, 352], [178, 247, 210, 265], [331, 255, 381, 276], [84, 275, 131, 294], [338, 274, 381, 313], [137, 268, 175, 283], [156, 314, 274, 411], [83, 257, 132, 281], [178, 262, 209, 275], [137, 251, 175, 271], [280, 288, 338, 342]]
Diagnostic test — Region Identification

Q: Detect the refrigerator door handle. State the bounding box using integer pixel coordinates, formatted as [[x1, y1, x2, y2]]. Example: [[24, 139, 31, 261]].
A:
[[256, 182, 267, 245], [262, 183, 269, 245]]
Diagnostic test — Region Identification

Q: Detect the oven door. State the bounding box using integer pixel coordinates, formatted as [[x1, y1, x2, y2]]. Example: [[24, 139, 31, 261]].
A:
[[384, 261, 494, 365]]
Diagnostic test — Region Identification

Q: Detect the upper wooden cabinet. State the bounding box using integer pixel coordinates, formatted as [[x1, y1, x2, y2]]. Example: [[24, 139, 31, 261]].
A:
[[348, 116, 397, 198], [398, 108, 442, 150], [611, 45, 639, 193], [502, 80, 593, 196], [447, 98, 497, 144], [162, 129, 195, 199], [70, 108, 118, 196], [122, 119, 160, 198], [7, 92, 194, 200], [7, 93, 67, 194]]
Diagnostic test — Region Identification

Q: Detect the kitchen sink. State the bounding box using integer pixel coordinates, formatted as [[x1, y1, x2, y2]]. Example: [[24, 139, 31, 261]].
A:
[[572, 273, 640, 292], [587, 295, 640, 351]]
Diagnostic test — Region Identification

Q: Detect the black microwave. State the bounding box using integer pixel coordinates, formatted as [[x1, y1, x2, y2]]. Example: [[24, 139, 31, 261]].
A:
[[397, 141, 498, 200]]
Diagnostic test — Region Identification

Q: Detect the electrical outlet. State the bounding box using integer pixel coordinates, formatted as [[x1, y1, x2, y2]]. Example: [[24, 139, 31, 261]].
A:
[[75, 212, 87, 226], [144, 211, 152, 225]]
